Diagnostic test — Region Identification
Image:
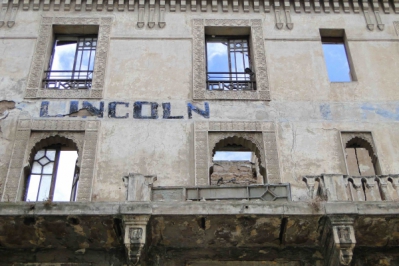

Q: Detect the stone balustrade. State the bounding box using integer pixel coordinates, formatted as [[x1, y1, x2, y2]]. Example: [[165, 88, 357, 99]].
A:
[[303, 174, 399, 201]]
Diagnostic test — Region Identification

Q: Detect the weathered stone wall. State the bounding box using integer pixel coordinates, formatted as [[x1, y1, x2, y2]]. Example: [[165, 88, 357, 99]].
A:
[[0, 1, 399, 203]]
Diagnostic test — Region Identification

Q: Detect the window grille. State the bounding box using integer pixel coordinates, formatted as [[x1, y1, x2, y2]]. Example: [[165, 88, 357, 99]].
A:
[[206, 36, 256, 91], [43, 35, 97, 89]]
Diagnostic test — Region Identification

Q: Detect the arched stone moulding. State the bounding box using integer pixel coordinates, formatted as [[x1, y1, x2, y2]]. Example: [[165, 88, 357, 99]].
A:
[[194, 121, 281, 185], [1, 116, 100, 202]]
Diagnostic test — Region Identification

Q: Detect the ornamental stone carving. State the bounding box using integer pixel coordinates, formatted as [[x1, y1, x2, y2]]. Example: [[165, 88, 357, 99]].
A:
[[25, 17, 112, 99], [192, 19, 270, 101]]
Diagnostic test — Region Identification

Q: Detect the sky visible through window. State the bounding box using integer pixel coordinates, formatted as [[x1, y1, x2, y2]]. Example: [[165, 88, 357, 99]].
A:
[[214, 151, 252, 161], [53, 150, 78, 201], [322, 43, 351, 82]]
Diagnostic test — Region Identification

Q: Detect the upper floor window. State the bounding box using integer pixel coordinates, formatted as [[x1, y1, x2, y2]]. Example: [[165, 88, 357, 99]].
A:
[[25, 145, 79, 202], [43, 35, 97, 90], [320, 29, 356, 82], [206, 35, 255, 91]]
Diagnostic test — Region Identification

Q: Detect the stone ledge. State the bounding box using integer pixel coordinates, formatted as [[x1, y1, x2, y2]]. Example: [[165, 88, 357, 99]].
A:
[[1, 201, 399, 217]]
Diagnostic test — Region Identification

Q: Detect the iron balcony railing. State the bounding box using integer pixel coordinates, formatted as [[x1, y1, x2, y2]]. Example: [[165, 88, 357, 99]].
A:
[[207, 71, 256, 91], [43, 70, 93, 89]]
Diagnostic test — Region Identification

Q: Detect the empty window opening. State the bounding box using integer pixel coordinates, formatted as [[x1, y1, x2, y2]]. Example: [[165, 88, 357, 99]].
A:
[[206, 35, 255, 91], [345, 137, 378, 176], [25, 137, 79, 202], [210, 137, 265, 186], [320, 29, 355, 82]]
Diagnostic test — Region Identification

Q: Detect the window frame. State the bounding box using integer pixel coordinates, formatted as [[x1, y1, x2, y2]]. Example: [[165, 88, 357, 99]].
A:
[[25, 145, 79, 202], [44, 34, 98, 90], [205, 35, 256, 91], [25, 17, 112, 99], [320, 29, 357, 83], [192, 19, 270, 101]]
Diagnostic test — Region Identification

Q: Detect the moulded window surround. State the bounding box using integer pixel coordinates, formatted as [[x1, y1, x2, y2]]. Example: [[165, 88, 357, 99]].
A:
[[25, 17, 112, 99], [0, 118, 99, 202], [193, 19, 270, 101], [320, 29, 357, 83]]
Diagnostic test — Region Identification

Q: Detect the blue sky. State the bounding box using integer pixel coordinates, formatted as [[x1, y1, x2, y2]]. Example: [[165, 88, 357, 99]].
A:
[[322, 43, 351, 82], [214, 151, 252, 161]]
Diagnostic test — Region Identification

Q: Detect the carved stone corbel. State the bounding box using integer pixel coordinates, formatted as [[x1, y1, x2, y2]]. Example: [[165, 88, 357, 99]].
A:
[[264, 0, 270, 12], [232, 0, 239, 11], [128, 0, 135, 10], [222, 0, 228, 11], [201, 0, 207, 11], [371, 0, 384, 30], [170, 0, 176, 11], [107, 0, 114, 11], [274, 0, 283, 29], [314, 0, 321, 12], [253, 0, 260, 12], [323, 0, 330, 12], [284, 0, 293, 29], [97, 0, 104, 10], [7, 0, 18, 28], [393, 0, 399, 13], [352, 0, 359, 12], [117, 0, 124, 11], [303, 176, 319, 199], [159, 0, 166, 28], [322, 216, 356, 266], [293, 0, 300, 12], [123, 173, 157, 201], [389, 174, 399, 198], [304, 0, 310, 12], [86, 0, 92, 10], [0, 0, 8, 28], [211, 0, 217, 11], [361, 0, 375, 30], [43, 0, 50, 10], [148, 0, 155, 28], [123, 215, 151, 266], [137, 0, 145, 28], [332, 0, 340, 12], [181, 0, 187, 11], [381, 0, 389, 13], [363, 176, 377, 200], [342, 0, 349, 12], [64, 0, 71, 11], [348, 176, 365, 201], [191, 0, 197, 11], [23, 0, 29, 10]]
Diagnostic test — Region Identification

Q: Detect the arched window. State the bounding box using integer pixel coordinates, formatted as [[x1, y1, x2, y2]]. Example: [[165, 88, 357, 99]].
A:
[[210, 136, 265, 185], [345, 136, 379, 176], [25, 136, 79, 202]]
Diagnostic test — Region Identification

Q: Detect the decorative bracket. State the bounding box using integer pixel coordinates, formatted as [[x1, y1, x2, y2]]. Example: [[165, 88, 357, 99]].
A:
[[123, 173, 157, 201], [148, 0, 155, 28], [362, 0, 375, 30], [159, 0, 166, 28], [122, 215, 151, 266], [7, 0, 18, 27], [322, 216, 356, 266], [371, 0, 384, 30], [0, 0, 9, 28], [137, 0, 145, 28], [284, 0, 293, 29], [274, 0, 283, 29]]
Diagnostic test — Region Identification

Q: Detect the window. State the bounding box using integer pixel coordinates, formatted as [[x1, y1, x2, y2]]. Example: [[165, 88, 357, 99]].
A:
[[25, 17, 112, 99], [206, 36, 255, 91], [320, 29, 356, 82], [25, 145, 79, 202], [43, 35, 97, 90]]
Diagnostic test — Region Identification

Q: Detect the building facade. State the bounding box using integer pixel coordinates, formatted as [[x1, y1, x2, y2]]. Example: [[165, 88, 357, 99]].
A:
[[0, 0, 399, 264]]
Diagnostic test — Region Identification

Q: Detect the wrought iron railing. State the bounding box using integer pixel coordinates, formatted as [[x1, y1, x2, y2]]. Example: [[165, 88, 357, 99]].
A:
[[207, 72, 256, 91], [43, 70, 93, 89]]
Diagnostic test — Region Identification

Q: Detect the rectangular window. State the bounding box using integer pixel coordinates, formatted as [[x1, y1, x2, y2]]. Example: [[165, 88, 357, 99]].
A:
[[206, 35, 255, 91], [43, 35, 97, 90], [320, 29, 356, 82]]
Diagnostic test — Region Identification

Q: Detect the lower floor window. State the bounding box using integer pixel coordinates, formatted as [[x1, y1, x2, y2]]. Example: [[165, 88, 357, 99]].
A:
[[25, 146, 79, 202]]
